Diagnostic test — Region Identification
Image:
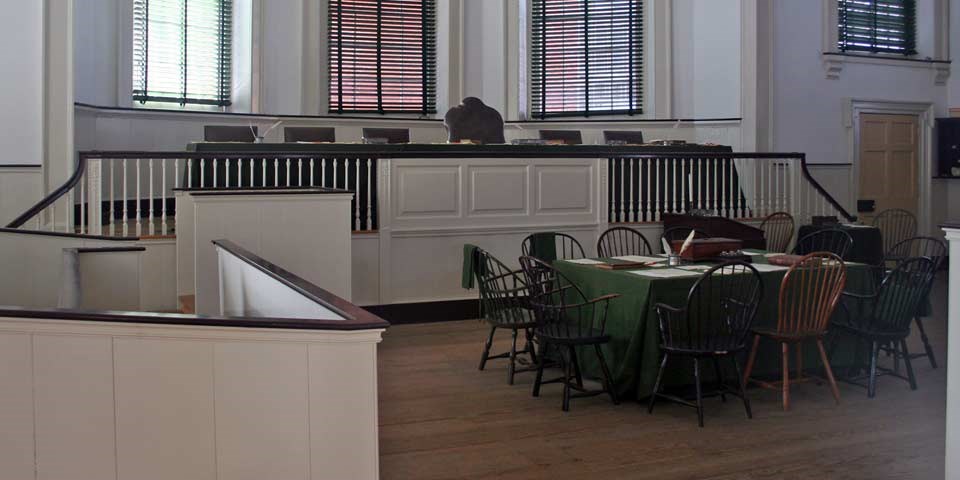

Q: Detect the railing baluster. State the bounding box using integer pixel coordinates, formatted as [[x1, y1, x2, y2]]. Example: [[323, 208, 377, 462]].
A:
[[366, 158, 373, 230], [645, 159, 652, 222], [696, 158, 702, 211], [79, 169, 85, 234], [274, 158, 280, 187], [354, 159, 361, 231], [136, 159, 142, 236], [333, 158, 339, 189], [619, 158, 626, 222], [672, 158, 679, 214], [149, 158, 155, 235], [654, 158, 661, 221], [162, 159, 168, 235], [298, 158, 304, 187], [628, 158, 635, 222], [200, 159, 205, 188], [322, 158, 327, 187], [123, 159, 129, 236], [248, 158, 254, 187], [310, 158, 316, 186], [712, 158, 719, 214], [213, 158, 218, 188], [286, 158, 291, 187], [261, 158, 267, 187], [728, 159, 735, 217], [175, 158, 180, 189], [109, 160, 115, 236]]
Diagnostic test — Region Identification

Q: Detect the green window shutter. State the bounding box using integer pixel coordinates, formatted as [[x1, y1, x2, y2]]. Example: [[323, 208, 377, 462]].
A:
[[133, 0, 233, 106], [530, 0, 644, 119], [838, 0, 916, 55], [328, 0, 437, 115]]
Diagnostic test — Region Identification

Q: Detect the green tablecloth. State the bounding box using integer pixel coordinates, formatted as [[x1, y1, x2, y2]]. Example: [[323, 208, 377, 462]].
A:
[[553, 256, 870, 399]]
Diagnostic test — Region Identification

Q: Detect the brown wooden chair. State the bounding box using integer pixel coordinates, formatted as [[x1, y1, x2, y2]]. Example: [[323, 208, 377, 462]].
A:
[[872, 208, 917, 255], [743, 252, 847, 411], [760, 212, 795, 253], [539, 130, 582, 145], [597, 226, 654, 258]]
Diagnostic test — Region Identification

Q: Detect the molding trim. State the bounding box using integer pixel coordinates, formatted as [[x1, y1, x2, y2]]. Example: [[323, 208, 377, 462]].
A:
[[844, 98, 936, 237]]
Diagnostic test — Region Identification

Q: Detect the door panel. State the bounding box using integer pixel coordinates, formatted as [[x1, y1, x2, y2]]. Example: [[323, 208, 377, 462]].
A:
[[857, 113, 919, 223]]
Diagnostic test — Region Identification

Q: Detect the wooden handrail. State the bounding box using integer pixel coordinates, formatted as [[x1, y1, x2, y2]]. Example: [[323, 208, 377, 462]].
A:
[[6, 156, 88, 229], [6, 149, 857, 232]]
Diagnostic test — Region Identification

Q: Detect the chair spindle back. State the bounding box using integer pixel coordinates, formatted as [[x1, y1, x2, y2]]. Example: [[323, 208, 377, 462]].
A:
[[777, 252, 847, 337], [597, 226, 654, 257]]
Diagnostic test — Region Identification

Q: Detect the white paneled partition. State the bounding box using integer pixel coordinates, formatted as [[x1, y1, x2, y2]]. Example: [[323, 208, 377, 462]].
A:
[[944, 223, 960, 480], [178, 189, 354, 315], [380, 156, 603, 304], [0, 317, 384, 480]]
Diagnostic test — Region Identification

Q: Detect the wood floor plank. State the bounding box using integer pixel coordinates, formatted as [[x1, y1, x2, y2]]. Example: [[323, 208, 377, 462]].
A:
[[377, 278, 948, 479]]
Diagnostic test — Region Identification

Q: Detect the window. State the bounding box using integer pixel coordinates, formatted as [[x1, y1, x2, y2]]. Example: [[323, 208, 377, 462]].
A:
[[132, 0, 233, 106], [530, 0, 643, 119], [838, 0, 916, 55], [329, 0, 437, 114]]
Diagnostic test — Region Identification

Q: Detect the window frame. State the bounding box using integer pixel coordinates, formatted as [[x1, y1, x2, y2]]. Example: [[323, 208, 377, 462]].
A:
[[131, 0, 235, 108], [836, 0, 917, 57], [525, 0, 645, 120], [327, 0, 438, 116]]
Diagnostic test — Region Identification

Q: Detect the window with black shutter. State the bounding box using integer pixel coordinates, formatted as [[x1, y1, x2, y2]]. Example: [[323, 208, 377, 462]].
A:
[[329, 0, 437, 115], [530, 0, 643, 119], [132, 0, 233, 107], [838, 0, 916, 55]]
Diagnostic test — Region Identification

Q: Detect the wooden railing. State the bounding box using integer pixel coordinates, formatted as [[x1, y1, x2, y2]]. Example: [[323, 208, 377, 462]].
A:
[[607, 153, 855, 224], [7, 151, 379, 235], [7, 150, 853, 238]]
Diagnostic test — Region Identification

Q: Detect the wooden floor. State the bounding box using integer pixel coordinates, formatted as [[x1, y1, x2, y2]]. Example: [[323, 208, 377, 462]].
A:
[[377, 277, 948, 479]]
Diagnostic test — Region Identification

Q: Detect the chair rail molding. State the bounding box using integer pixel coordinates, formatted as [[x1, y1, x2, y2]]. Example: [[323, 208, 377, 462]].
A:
[[843, 98, 935, 236]]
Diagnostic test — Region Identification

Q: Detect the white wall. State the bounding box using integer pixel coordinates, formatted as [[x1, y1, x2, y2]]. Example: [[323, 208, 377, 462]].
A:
[[0, 0, 43, 166], [0, 167, 42, 226], [671, 0, 742, 119], [74, 0, 119, 107]]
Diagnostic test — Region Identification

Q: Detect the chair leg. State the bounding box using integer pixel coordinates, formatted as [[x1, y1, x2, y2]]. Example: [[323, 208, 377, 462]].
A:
[[479, 325, 496, 371], [915, 317, 938, 369], [712, 357, 726, 402], [693, 358, 705, 428], [782, 343, 790, 412], [595, 344, 619, 405], [562, 347, 572, 412], [892, 341, 901, 375], [816, 339, 841, 405], [868, 341, 879, 399], [525, 328, 538, 365], [507, 328, 519, 385], [730, 355, 752, 419], [743, 334, 761, 389], [568, 346, 584, 389], [796, 342, 803, 380], [648, 353, 669, 414], [532, 341, 547, 398], [900, 339, 918, 391]]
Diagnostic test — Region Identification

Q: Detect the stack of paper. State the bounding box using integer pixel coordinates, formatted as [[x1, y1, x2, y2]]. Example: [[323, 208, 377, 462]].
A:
[[611, 255, 665, 264]]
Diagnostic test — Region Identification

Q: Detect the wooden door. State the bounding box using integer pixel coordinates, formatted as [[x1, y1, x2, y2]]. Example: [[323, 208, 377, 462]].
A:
[[857, 113, 919, 223]]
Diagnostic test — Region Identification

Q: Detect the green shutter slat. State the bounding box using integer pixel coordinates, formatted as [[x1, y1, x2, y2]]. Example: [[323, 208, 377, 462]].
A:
[[530, 0, 643, 119], [132, 0, 232, 107]]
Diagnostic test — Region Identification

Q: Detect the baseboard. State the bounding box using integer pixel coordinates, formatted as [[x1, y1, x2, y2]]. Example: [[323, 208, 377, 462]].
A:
[[363, 299, 479, 325]]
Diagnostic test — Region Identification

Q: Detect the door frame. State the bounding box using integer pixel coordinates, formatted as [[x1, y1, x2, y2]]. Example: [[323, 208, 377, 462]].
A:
[[845, 98, 934, 236]]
